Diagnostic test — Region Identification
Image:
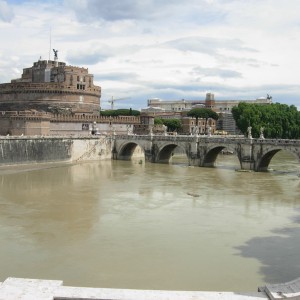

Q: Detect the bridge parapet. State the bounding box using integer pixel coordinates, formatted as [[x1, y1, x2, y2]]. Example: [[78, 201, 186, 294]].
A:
[[252, 138, 300, 146], [114, 134, 196, 142]]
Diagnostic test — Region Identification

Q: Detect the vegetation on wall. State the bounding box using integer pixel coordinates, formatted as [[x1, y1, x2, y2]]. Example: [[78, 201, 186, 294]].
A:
[[100, 108, 140, 117], [154, 118, 182, 132], [232, 102, 300, 139]]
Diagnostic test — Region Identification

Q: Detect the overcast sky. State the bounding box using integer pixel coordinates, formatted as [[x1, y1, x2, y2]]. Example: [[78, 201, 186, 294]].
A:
[[0, 0, 300, 110]]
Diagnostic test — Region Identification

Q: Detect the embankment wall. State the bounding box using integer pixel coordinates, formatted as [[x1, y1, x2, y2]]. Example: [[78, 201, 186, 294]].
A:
[[0, 136, 112, 165]]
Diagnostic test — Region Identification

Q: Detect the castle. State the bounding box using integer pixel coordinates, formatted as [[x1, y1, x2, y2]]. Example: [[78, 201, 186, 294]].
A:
[[0, 53, 101, 114], [0, 54, 139, 136]]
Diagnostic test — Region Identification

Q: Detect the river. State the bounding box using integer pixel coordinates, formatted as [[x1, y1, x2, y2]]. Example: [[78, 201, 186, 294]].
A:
[[0, 151, 299, 292]]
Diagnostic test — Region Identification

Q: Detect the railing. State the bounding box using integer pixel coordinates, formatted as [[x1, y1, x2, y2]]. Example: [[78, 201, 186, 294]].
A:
[[114, 134, 300, 145], [51, 115, 140, 124], [0, 111, 141, 124]]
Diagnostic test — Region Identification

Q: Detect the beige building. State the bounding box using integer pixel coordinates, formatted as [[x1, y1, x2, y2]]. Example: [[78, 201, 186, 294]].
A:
[[0, 111, 140, 136], [181, 117, 216, 135], [0, 58, 101, 113], [147, 93, 272, 134], [147, 93, 272, 113]]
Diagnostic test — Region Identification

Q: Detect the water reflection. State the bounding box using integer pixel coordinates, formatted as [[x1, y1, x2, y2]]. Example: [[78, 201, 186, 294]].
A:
[[236, 208, 300, 284]]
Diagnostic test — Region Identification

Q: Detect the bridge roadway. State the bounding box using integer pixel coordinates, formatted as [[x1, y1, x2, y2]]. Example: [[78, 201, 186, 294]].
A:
[[112, 134, 300, 172]]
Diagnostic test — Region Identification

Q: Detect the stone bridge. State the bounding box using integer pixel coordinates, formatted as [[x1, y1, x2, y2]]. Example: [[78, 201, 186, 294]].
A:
[[112, 135, 300, 171]]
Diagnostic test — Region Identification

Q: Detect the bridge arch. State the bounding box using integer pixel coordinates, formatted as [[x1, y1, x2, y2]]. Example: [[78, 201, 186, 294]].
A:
[[156, 143, 188, 164], [202, 145, 239, 167], [256, 148, 300, 171], [115, 141, 145, 160]]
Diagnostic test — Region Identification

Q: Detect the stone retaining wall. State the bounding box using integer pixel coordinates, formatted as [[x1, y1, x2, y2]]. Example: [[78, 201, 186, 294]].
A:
[[0, 136, 112, 165]]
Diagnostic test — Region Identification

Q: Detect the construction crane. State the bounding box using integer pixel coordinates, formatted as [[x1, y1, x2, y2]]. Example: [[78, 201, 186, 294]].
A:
[[106, 96, 130, 110]]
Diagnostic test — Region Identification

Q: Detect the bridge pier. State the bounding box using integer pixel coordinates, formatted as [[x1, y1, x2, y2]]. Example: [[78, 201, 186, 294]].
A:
[[237, 141, 256, 171], [187, 137, 201, 166], [239, 158, 255, 171]]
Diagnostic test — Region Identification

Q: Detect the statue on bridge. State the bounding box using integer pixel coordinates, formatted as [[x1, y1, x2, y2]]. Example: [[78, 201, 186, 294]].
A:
[[207, 126, 212, 137], [163, 125, 168, 136], [259, 127, 265, 139], [127, 125, 133, 135], [149, 125, 153, 136], [247, 126, 252, 139], [192, 126, 199, 136]]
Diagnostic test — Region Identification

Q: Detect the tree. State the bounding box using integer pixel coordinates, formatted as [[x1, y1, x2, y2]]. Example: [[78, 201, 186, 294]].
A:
[[162, 119, 182, 132], [187, 108, 219, 133], [232, 102, 300, 139], [100, 108, 140, 117], [154, 118, 164, 125], [154, 118, 182, 132]]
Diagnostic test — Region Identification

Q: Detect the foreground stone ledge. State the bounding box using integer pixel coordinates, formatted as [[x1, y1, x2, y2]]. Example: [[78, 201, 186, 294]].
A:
[[0, 277, 268, 300], [1, 277, 300, 299], [259, 277, 300, 300]]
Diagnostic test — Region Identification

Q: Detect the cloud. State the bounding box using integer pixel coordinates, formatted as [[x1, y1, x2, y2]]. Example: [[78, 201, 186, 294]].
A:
[[0, 0, 14, 22], [95, 72, 138, 82], [192, 67, 242, 79], [164, 36, 257, 55], [66, 42, 145, 66], [65, 0, 225, 24], [66, 50, 111, 66], [1, 0, 300, 110], [65, 0, 152, 22]]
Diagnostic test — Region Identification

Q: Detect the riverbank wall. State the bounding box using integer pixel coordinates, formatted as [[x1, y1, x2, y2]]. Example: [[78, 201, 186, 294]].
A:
[[0, 136, 112, 165]]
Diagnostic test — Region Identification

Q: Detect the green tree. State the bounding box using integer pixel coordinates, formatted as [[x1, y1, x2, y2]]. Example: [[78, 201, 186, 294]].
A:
[[154, 118, 164, 125], [232, 102, 300, 139], [100, 108, 140, 117], [154, 118, 182, 132], [187, 108, 219, 133], [162, 118, 182, 132]]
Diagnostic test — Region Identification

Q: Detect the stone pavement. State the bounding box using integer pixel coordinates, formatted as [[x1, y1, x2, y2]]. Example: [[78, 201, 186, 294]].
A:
[[1, 277, 300, 299], [0, 277, 268, 300]]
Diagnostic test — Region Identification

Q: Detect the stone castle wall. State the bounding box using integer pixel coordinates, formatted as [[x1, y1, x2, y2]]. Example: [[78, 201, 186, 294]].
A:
[[0, 82, 100, 112], [0, 112, 140, 136]]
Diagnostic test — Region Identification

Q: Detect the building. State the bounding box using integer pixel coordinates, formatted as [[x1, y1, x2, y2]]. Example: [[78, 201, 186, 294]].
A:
[[0, 110, 140, 136], [181, 117, 216, 135], [147, 93, 272, 134], [148, 93, 272, 113], [0, 55, 101, 114]]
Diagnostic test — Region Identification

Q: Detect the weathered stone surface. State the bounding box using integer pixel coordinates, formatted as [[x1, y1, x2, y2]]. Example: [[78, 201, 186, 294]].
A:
[[0, 136, 111, 165], [263, 277, 300, 299], [0, 277, 268, 300]]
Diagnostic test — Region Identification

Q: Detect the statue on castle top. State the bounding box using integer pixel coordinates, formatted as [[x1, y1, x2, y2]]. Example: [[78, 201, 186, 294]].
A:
[[53, 49, 58, 60]]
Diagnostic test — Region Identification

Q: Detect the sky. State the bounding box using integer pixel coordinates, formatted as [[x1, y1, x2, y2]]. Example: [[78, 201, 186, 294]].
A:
[[0, 0, 300, 110]]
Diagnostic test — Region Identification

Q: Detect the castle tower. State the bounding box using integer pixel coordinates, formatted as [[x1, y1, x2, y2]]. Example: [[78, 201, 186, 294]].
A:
[[0, 58, 101, 114]]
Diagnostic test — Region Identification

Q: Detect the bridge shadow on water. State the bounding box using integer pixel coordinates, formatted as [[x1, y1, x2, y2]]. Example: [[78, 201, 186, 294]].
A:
[[235, 207, 300, 284], [170, 152, 241, 171]]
